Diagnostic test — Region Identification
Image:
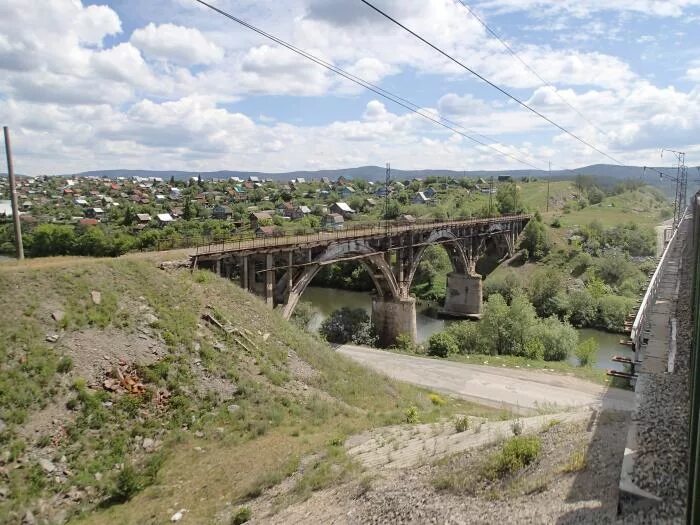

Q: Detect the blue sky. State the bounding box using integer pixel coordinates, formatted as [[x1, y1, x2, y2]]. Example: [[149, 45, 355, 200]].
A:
[[1, 0, 700, 174]]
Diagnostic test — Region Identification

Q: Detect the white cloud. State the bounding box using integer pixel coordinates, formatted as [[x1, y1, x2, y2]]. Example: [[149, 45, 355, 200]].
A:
[[131, 23, 224, 65], [475, 0, 700, 18]]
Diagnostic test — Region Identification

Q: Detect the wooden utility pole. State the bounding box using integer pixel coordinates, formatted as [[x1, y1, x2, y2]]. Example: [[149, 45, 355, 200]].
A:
[[546, 161, 551, 212], [3, 126, 24, 260]]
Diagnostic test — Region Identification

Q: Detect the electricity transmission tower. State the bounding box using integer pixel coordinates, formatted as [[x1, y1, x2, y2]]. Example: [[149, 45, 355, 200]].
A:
[[661, 149, 687, 229]]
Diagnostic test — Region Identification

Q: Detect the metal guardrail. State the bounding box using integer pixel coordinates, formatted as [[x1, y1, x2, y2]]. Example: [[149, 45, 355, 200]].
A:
[[630, 211, 686, 362], [190, 214, 531, 258]]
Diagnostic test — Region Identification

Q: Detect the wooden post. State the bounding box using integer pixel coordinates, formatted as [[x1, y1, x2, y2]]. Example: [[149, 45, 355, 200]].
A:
[[3, 127, 24, 260]]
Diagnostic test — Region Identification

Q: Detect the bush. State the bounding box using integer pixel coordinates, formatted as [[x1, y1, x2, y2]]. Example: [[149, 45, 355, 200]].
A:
[[427, 332, 459, 357], [566, 290, 597, 328], [391, 333, 417, 353], [57, 356, 73, 374], [231, 507, 252, 525], [575, 338, 598, 367], [596, 295, 634, 332], [551, 217, 562, 228], [446, 321, 484, 355], [484, 271, 523, 304], [531, 316, 578, 361], [595, 255, 640, 287], [291, 301, 315, 330], [484, 436, 541, 479], [429, 393, 447, 406], [111, 464, 142, 502], [319, 307, 377, 345]]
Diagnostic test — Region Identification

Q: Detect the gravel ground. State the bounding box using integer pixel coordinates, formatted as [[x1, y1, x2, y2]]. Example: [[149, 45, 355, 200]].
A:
[[252, 410, 630, 524]]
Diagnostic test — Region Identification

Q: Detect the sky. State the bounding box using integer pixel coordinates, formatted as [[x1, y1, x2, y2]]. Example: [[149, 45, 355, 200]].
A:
[[1, 0, 700, 175]]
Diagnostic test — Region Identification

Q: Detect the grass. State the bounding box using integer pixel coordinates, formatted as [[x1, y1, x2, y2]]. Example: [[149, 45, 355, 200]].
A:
[[0, 258, 508, 524]]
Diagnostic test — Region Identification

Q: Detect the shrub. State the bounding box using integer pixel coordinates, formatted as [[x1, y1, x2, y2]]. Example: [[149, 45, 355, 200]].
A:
[[231, 507, 252, 525], [446, 321, 484, 355], [511, 419, 523, 436], [484, 436, 541, 479], [57, 356, 73, 374], [454, 416, 470, 433], [427, 332, 459, 358], [575, 338, 598, 368], [405, 405, 419, 423], [291, 301, 315, 330], [531, 316, 578, 361], [596, 295, 634, 332], [551, 217, 562, 228], [428, 393, 446, 406], [595, 255, 640, 287], [111, 464, 142, 502], [484, 271, 523, 304], [392, 333, 417, 353], [566, 290, 597, 328]]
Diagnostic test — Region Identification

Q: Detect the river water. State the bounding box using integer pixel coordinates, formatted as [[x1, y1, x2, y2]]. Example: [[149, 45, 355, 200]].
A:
[[301, 287, 634, 371]]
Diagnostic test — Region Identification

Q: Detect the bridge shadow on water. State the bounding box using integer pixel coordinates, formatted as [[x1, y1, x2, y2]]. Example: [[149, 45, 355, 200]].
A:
[[555, 383, 633, 524]]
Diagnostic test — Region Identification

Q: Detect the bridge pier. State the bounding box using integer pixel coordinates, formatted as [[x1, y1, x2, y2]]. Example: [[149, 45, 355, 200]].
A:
[[442, 272, 483, 317], [371, 295, 417, 347]]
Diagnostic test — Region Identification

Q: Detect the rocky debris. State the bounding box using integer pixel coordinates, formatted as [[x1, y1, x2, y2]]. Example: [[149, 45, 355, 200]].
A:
[[0, 419, 6, 433], [0, 486, 9, 499], [38, 458, 55, 474], [103, 362, 146, 395], [51, 310, 64, 323], [170, 508, 187, 522], [22, 510, 36, 525], [194, 431, 205, 438], [142, 438, 157, 452], [45, 334, 59, 343], [159, 259, 191, 270], [90, 290, 101, 305], [227, 404, 240, 414]]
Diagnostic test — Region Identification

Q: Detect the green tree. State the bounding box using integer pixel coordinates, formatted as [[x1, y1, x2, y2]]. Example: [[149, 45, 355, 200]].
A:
[[508, 294, 538, 356], [484, 271, 523, 304], [496, 182, 522, 214], [319, 307, 376, 345], [528, 268, 566, 318], [596, 295, 634, 331], [566, 290, 598, 327], [30, 224, 76, 257], [479, 293, 511, 355], [520, 218, 551, 259], [122, 206, 136, 227]]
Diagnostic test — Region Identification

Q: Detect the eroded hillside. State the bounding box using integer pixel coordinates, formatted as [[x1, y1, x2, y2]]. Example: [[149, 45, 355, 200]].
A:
[[0, 259, 497, 524]]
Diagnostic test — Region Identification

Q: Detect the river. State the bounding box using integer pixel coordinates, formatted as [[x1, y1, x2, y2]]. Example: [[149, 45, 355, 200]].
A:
[[301, 287, 634, 371]]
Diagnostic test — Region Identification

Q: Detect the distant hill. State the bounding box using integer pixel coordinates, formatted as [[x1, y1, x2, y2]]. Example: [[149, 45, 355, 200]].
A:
[[66, 164, 671, 183], [60, 164, 697, 197]]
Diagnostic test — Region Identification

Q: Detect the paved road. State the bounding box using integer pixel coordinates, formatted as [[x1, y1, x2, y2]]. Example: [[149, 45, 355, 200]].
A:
[[338, 345, 635, 413]]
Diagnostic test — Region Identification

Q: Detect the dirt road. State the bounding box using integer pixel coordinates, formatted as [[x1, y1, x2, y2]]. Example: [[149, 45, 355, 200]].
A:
[[338, 344, 634, 413]]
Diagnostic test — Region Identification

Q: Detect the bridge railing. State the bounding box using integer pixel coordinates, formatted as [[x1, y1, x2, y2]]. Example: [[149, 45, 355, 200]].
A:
[[688, 193, 700, 524], [191, 213, 531, 257], [630, 210, 686, 362]]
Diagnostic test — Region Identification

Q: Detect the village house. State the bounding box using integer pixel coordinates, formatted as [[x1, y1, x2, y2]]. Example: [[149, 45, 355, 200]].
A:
[[330, 202, 355, 218], [84, 207, 105, 220], [255, 225, 280, 238], [412, 192, 430, 205], [249, 211, 273, 230], [339, 186, 356, 199], [157, 213, 175, 227], [323, 213, 344, 231], [212, 205, 232, 220], [397, 214, 417, 225], [423, 187, 438, 198]]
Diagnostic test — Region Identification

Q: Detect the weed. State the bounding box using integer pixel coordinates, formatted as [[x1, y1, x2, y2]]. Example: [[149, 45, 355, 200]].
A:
[[404, 406, 419, 424], [562, 448, 587, 473], [428, 393, 446, 406], [57, 356, 73, 374], [482, 436, 541, 480], [231, 507, 251, 524], [454, 416, 470, 433], [510, 419, 523, 436], [111, 464, 142, 503]]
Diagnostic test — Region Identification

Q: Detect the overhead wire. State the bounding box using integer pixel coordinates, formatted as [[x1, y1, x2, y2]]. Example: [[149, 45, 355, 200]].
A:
[[192, 0, 546, 171], [454, 0, 608, 136], [359, 0, 626, 166]]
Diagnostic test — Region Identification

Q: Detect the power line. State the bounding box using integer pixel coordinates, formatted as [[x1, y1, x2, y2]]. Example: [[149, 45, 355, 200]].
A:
[[454, 0, 608, 137], [359, 0, 626, 166], [192, 0, 545, 171]]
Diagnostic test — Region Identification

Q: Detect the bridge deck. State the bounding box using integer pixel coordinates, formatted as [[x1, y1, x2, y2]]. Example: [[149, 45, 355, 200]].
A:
[[191, 214, 530, 259]]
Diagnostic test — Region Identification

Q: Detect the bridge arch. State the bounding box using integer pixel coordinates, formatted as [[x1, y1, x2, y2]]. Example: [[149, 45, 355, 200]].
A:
[[281, 240, 400, 320], [405, 229, 470, 292]]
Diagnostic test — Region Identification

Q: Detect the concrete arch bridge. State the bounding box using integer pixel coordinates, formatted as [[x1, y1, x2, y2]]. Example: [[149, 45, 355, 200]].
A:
[[190, 215, 530, 346]]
